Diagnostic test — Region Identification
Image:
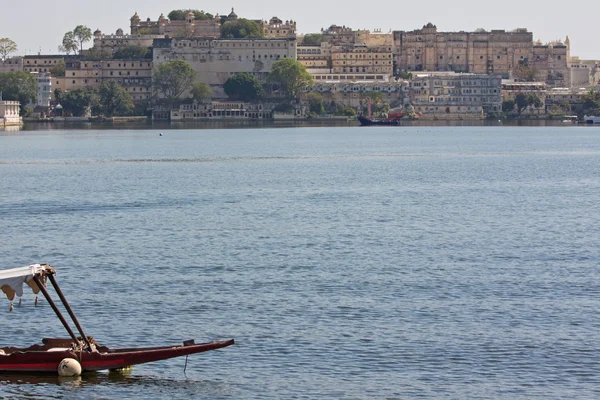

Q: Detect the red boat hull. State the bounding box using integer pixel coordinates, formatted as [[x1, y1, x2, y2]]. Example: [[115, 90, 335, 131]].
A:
[[0, 339, 234, 373]]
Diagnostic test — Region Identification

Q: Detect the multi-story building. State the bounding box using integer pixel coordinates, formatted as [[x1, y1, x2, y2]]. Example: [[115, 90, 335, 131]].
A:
[[23, 55, 65, 74], [331, 44, 393, 75], [297, 43, 332, 71], [29, 72, 53, 108], [393, 23, 533, 75], [569, 57, 600, 87], [303, 79, 409, 109], [532, 41, 569, 86], [409, 72, 502, 117], [392, 23, 570, 87], [62, 59, 153, 104], [130, 10, 222, 38], [0, 57, 23, 73], [93, 28, 163, 53], [153, 37, 297, 98], [501, 81, 547, 102], [259, 17, 297, 39]]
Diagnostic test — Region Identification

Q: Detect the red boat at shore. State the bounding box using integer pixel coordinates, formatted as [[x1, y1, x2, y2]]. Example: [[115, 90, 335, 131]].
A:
[[357, 99, 404, 126], [0, 264, 234, 374]]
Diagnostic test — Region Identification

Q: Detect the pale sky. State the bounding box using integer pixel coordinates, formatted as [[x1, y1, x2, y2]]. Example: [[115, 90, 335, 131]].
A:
[[4, 0, 598, 60]]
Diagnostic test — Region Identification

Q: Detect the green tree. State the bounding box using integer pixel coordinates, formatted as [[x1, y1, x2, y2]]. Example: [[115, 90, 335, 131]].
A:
[[152, 59, 197, 107], [0, 38, 17, 61], [397, 71, 413, 80], [0, 71, 38, 114], [582, 88, 600, 114], [362, 92, 390, 116], [49, 60, 66, 77], [54, 88, 63, 103], [190, 82, 212, 103], [60, 32, 78, 55], [113, 45, 151, 60], [526, 94, 543, 109], [513, 60, 539, 82], [98, 80, 134, 116], [515, 93, 528, 114], [502, 99, 515, 113], [221, 19, 264, 39], [168, 9, 214, 20], [61, 88, 94, 117], [306, 92, 324, 114], [73, 25, 93, 53], [268, 58, 313, 99], [223, 73, 264, 102], [83, 47, 113, 60], [302, 34, 325, 46]]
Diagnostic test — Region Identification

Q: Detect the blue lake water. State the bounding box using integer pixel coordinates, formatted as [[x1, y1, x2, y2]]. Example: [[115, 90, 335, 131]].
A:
[[1, 125, 600, 399]]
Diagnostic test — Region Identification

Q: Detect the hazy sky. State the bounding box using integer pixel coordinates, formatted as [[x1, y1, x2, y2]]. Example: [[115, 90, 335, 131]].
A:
[[4, 0, 598, 60]]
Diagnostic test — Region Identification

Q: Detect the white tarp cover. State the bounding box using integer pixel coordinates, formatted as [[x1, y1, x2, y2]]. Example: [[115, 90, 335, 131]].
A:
[[0, 264, 45, 301]]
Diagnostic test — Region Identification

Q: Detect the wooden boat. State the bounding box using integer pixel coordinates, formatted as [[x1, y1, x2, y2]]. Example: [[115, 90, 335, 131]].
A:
[[357, 99, 404, 126], [0, 264, 234, 374]]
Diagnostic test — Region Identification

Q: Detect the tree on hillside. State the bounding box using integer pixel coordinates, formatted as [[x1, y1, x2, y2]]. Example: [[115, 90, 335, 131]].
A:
[[302, 34, 325, 46], [268, 58, 313, 99], [223, 73, 264, 102], [526, 94, 543, 109], [0, 71, 38, 114], [59, 32, 78, 55], [83, 47, 113, 60], [0, 38, 17, 61], [73, 26, 93, 53], [221, 19, 264, 39], [168, 9, 214, 20], [190, 82, 212, 103], [49, 60, 66, 77], [98, 80, 134, 116], [582, 88, 600, 115], [113, 45, 151, 60], [152, 59, 196, 107]]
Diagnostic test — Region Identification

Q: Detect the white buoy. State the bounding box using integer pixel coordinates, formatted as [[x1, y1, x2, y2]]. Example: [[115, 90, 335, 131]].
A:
[[58, 358, 82, 377]]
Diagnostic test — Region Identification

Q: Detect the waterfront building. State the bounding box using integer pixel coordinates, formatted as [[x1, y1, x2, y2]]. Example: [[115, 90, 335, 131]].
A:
[[153, 37, 297, 98], [0, 100, 22, 126], [303, 79, 409, 109], [501, 81, 547, 102], [163, 101, 276, 121], [297, 43, 332, 71], [0, 57, 23, 73], [409, 72, 502, 118], [29, 72, 52, 108], [63, 59, 152, 104]]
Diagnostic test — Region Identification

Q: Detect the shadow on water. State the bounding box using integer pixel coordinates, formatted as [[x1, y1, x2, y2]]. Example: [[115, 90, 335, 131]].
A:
[[0, 371, 233, 397]]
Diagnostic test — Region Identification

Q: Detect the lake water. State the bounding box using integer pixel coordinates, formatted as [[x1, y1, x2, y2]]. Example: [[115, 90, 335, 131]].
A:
[[1, 125, 600, 399]]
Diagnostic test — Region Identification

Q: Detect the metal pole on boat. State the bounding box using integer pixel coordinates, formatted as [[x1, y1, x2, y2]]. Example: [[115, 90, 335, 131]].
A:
[[47, 274, 94, 352], [32, 275, 81, 347]]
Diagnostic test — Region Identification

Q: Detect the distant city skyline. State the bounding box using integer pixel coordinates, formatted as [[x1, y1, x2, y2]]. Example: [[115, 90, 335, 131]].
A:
[[4, 0, 598, 59]]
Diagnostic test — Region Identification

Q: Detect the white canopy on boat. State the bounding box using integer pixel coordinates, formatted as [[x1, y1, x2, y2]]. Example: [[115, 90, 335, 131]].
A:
[[0, 264, 49, 301]]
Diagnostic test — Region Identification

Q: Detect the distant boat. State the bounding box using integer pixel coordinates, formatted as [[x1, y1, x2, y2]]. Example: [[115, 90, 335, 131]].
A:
[[358, 99, 404, 126], [584, 115, 600, 124], [357, 115, 403, 126]]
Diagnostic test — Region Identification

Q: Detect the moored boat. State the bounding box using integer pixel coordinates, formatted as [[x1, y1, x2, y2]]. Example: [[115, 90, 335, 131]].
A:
[[0, 264, 234, 374], [357, 100, 404, 126], [584, 115, 600, 124]]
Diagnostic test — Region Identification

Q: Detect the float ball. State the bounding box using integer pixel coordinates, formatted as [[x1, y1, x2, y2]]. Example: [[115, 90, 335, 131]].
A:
[[58, 358, 82, 377]]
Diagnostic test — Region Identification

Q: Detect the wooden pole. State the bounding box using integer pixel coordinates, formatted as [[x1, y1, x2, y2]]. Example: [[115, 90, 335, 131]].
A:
[[47, 274, 94, 352], [32, 275, 81, 347]]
